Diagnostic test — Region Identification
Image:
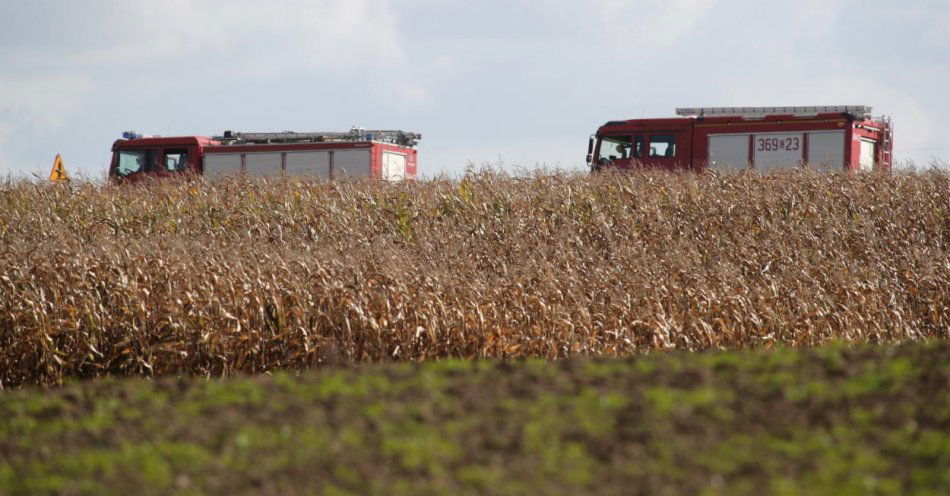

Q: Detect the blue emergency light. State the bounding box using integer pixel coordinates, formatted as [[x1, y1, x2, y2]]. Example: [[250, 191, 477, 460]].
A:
[[122, 131, 143, 140]]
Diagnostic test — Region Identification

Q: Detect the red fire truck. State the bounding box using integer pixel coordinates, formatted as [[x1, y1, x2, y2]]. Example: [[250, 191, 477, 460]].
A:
[[587, 106, 893, 172], [109, 128, 421, 181]]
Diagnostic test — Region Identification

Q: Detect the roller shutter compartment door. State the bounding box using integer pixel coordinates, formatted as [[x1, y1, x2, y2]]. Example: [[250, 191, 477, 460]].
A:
[[708, 134, 750, 170], [806, 131, 845, 172], [285, 151, 330, 178], [244, 153, 283, 177], [203, 154, 243, 180], [333, 149, 371, 177]]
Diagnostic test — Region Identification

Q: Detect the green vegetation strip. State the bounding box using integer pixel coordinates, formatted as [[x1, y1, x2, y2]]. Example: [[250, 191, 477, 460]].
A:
[[2, 343, 948, 495]]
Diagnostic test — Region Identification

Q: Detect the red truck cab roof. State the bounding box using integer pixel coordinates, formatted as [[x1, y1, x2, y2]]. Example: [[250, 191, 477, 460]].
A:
[[111, 136, 218, 150]]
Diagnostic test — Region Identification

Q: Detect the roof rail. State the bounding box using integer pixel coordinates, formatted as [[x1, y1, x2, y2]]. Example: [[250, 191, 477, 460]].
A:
[[675, 106, 873, 118], [213, 127, 422, 147]]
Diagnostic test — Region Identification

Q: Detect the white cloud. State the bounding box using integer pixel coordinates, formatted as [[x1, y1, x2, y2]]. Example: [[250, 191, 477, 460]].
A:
[[1, 1, 948, 174], [0, 75, 93, 127], [0, 74, 95, 175], [2, 1, 403, 76], [374, 81, 431, 106], [588, 0, 717, 47], [920, 6, 950, 49], [0, 0, 409, 175], [788, 0, 846, 37], [713, 73, 937, 165]]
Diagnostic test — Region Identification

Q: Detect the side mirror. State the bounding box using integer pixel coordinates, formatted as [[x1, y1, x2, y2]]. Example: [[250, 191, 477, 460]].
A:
[[586, 154, 592, 164]]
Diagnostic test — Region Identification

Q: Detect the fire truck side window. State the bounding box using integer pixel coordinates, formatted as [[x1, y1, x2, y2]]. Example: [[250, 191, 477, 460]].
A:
[[649, 135, 676, 158], [116, 150, 157, 176], [164, 149, 188, 172], [598, 136, 641, 162]]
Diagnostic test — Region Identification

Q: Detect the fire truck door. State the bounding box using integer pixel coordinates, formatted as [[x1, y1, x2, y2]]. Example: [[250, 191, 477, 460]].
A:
[[382, 151, 406, 181], [859, 139, 876, 171], [161, 148, 190, 174], [595, 135, 641, 169], [645, 132, 685, 170], [114, 148, 158, 178]]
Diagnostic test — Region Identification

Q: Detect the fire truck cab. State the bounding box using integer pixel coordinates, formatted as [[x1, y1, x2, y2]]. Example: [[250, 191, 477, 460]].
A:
[[110, 128, 421, 181], [587, 106, 893, 173], [111, 134, 214, 179]]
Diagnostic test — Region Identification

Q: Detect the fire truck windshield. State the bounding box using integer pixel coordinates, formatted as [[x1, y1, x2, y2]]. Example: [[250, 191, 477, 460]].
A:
[[115, 150, 157, 177]]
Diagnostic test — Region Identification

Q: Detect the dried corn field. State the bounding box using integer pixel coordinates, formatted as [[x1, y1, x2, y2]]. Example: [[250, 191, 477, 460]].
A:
[[1, 170, 947, 387]]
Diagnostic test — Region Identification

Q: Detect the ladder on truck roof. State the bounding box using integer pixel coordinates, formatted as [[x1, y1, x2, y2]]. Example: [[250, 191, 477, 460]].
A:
[[675, 106, 873, 119], [880, 116, 893, 167], [213, 127, 422, 147]]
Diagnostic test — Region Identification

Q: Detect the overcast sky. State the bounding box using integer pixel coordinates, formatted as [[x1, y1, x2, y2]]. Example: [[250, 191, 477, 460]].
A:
[[1, 0, 948, 179]]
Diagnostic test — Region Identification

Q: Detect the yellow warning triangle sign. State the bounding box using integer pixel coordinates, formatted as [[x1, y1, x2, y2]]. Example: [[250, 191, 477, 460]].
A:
[[50, 154, 69, 182]]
